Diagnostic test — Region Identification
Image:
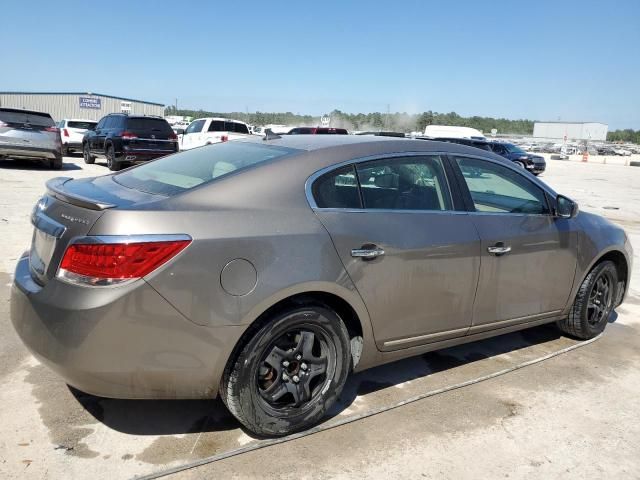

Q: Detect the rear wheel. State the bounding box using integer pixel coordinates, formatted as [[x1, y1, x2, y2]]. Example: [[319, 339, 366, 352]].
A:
[[557, 260, 618, 339], [50, 155, 63, 170], [106, 145, 121, 171], [83, 143, 95, 164], [221, 304, 351, 437]]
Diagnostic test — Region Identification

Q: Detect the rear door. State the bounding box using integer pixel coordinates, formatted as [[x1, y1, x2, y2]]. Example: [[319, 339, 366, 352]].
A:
[[451, 155, 577, 330], [92, 117, 109, 152], [312, 154, 481, 351]]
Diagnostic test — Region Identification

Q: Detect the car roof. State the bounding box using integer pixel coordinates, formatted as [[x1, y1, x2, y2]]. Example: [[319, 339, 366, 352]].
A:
[[194, 117, 248, 125], [62, 118, 97, 122], [236, 134, 513, 161]]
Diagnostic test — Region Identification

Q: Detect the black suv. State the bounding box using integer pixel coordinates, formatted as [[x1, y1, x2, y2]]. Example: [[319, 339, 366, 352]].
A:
[[83, 114, 178, 171], [420, 137, 546, 175]]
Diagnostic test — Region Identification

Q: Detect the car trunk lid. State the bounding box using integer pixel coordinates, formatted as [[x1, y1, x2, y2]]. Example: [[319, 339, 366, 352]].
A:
[[29, 176, 164, 285]]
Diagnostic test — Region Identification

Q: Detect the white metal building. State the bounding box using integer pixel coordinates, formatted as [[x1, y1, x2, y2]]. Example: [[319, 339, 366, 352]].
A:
[[533, 122, 608, 141], [0, 92, 165, 122]]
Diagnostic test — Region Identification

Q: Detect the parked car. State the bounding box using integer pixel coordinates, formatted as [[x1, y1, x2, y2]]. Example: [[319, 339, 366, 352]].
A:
[[12, 136, 632, 437], [57, 119, 97, 156], [288, 127, 349, 135], [420, 137, 546, 174], [424, 125, 485, 140], [82, 114, 178, 171], [421, 136, 493, 152], [0, 108, 63, 169], [487, 141, 546, 175], [613, 147, 632, 156], [180, 118, 251, 150], [355, 131, 406, 137]]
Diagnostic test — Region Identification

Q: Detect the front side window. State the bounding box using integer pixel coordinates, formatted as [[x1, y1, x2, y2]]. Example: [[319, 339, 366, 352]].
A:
[[185, 119, 205, 134], [455, 156, 549, 214], [356, 155, 452, 211]]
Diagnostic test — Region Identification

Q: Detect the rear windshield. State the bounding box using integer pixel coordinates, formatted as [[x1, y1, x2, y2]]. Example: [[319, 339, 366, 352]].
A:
[[113, 141, 298, 196], [0, 109, 54, 127], [67, 121, 97, 129], [126, 118, 173, 133]]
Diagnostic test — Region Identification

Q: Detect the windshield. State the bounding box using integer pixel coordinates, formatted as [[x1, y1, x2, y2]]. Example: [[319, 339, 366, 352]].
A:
[[113, 141, 298, 196], [504, 143, 527, 155]]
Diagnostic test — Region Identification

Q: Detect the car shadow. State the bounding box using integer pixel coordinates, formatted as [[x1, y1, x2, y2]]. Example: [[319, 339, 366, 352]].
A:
[[0, 158, 82, 171], [71, 323, 568, 438]]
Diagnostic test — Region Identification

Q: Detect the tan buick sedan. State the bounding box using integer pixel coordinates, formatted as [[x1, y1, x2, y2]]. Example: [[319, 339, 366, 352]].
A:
[[11, 135, 632, 436]]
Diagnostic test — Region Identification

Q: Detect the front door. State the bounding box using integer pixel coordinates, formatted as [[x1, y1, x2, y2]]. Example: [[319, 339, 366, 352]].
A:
[[312, 154, 481, 351], [452, 155, 578, 329], [181, 119, 206, 150]]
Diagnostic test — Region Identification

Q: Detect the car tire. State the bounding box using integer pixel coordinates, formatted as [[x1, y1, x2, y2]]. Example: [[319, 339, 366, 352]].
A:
[[106, 145, 121, 171], [50, 156, 63, 170], [83, 144, 95, 164], [557, 260, 618, 340], [221, 304, 351, 437], [62, 145, 69, 156], [513, 160, 526, 169]]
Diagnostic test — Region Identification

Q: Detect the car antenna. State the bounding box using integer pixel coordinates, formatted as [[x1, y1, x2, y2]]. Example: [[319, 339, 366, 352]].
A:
[[263, 128, 282, 141]]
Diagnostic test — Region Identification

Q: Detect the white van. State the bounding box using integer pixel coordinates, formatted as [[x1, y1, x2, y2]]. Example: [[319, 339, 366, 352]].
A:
[[424, 125, 486, 140]]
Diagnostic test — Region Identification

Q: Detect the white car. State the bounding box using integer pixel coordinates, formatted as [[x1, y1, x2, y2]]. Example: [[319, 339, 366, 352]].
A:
[[57, 119, 97, 155], [613, 148, 632, 156], [180, 117, 251, 150]]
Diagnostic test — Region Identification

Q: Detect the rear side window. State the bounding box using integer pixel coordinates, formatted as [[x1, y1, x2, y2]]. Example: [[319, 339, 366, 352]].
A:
[[0, 109, 54, 127], [114, 142, 297, 196], [227, 122, 249, 134], [127, 118, 172, 133], [208, 120, 225, 132], [312, 165, 361, 209], [68, 121, 97, 129], [356, 155, 452, 211]]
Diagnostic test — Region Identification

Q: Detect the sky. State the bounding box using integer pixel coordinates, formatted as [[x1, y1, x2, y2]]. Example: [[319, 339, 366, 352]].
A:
[[1, 0, 639, 129]]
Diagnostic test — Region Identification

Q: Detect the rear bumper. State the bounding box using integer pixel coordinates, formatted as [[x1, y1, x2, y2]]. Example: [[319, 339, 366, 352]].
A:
[[62, 141, 83, 150], [120, 146, 176, 162], [10, 254, 243, 399], [0, 144, 60, 160]]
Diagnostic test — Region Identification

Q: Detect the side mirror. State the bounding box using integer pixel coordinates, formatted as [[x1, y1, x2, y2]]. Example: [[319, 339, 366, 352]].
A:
[[556, 194, 579, 219]]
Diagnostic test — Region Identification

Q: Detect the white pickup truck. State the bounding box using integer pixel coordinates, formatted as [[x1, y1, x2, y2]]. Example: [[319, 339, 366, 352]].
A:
[[180, 117, 251, 150]]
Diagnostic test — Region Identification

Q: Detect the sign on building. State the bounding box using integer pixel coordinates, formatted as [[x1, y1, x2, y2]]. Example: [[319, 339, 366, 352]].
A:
[[79, 97, 101, 109], [121, 101, 132, 113]]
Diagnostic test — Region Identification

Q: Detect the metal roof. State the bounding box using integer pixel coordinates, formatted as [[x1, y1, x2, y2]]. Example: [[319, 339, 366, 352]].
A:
[[0, 91, 164, 107]]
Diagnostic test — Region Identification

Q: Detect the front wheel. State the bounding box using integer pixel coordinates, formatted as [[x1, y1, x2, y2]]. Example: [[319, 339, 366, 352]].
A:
[[513, 160, 526, 169], [221, 305, 351, 437], [83, 143, 95, 164], [557, 260, 618, 339]]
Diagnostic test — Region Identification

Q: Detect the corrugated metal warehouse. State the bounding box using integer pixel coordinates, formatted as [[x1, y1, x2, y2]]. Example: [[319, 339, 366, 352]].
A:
[[533, 121, 608, 141], [0, 92, 165, 121]]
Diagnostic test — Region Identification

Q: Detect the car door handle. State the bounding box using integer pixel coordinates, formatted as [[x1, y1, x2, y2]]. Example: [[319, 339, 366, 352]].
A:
[[351, 246, 385, 259], [487, 243, 511, 256]]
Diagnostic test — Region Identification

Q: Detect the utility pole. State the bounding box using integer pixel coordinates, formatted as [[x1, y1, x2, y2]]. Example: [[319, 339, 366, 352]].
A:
[[175, 98, 178, 113], [385, 104, 390, 130]]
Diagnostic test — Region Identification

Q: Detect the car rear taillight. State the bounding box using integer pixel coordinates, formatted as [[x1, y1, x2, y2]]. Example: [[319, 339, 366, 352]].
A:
[[45, 126, 59, 133], [121, 131, 138, 139], [220, 135, 229, 142], [57, 237, 191, 286], [63, 128, 70, 137], [169, 132, 178, 141]]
